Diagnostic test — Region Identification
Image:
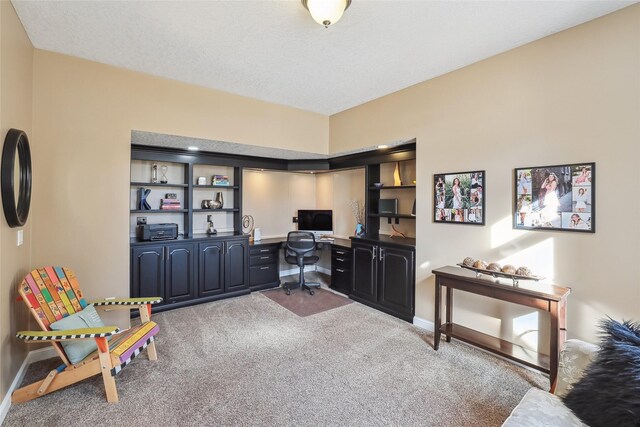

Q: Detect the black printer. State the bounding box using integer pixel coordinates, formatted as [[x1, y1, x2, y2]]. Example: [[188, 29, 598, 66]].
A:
[[136, 223, 179, 241]]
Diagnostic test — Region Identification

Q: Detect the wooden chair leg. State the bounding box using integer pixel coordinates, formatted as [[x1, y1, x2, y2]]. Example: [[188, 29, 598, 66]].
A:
[[12, 360, 101, 403], [96, 337, 118, 403], [139, 304, 158, 361]]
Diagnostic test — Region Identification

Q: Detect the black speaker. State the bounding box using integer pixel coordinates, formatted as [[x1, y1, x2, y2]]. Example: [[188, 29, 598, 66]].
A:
[[379, 199, 398, 214]]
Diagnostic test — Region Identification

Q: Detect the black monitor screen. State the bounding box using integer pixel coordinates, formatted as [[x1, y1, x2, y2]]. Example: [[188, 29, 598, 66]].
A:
[[298, 210, 333, 232]]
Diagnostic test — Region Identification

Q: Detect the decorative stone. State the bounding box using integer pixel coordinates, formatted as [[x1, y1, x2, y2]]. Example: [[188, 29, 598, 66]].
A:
[[516, 266, 532, 277], [473, 260, 488, 269], [501, 264, 517, 274], [463, 257, 475, 267], [487, 262, 501, 272]]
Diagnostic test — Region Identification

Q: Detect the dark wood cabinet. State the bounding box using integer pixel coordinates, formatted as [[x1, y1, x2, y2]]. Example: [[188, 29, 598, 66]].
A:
[[131, 245, 165, 306], [330, 245, 352, 295], [350, 238, 415, 322], [198, 242, 224, 297], [249, 243, 280, 291], [131, 235, 250, 314], [378, 246, 414, 314], [165, 243, 196, 304], [352, 243, 376, 300], [225, 239, 249, 292]]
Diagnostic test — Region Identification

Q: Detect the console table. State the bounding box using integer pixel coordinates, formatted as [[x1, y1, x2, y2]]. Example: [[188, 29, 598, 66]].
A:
[[432, 266, 571, 388]]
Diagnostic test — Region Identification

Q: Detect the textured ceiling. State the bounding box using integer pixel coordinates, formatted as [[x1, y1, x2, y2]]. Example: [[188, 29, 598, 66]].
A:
[[132, 130, 409, 160], [13, 1, 634, 115]]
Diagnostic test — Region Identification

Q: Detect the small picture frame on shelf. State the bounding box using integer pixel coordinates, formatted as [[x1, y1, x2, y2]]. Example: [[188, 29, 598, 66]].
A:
[[212, 175, 230, 186], [514, 162, 595, 232], [197, 176, 207, 185], [434, 170, 485, 225]]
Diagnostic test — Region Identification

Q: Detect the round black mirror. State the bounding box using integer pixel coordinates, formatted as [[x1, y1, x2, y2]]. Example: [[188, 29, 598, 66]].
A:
[[1, 129, 32, 227]]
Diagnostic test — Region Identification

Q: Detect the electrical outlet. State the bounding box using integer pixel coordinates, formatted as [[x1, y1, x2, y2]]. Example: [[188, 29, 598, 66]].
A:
[[16, 229, 23, 246], [292, 217, 298, 223]]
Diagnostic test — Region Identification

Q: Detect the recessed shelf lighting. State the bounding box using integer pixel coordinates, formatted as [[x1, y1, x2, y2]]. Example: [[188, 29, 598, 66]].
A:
[[187, 146, 199, 151], [378, 145, 389, 149]]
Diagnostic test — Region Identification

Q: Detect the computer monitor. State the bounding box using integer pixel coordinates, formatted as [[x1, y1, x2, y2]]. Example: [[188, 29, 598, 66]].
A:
[[297, 210, 333, 238]]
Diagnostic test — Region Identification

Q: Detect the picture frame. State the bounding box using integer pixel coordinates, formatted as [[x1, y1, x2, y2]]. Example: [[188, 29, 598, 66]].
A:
[[434, 170, 485, 225], [514, 162, 595, 233]]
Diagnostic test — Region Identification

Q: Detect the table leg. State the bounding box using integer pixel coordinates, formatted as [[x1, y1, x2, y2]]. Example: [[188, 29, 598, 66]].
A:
[[434, 278, 441, 350], [549, 299, 565, 390], [445, 286, 452, 343]]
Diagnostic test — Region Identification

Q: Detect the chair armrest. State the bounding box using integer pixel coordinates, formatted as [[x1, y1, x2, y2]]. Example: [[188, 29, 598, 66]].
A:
[[16, 326, 120, 342], [554, 339, 599, 397], [90, 297, 162, 307]]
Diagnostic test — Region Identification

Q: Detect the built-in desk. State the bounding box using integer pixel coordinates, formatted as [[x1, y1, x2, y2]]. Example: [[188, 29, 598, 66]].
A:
[[432, 266, 571, 388], [249, 236, 352, 292]]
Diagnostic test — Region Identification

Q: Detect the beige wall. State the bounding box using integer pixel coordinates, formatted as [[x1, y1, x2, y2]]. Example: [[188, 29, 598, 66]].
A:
[[243, 169, 316, 239], [29, 50, 327, 330], [330, 5, 640, 348], [316, 168, 365, 238], [0, 0, 33, 403]]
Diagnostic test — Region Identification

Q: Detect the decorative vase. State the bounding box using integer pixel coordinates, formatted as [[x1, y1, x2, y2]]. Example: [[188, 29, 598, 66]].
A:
[[215, 191, 224, 209], [393, 162, 403, 186]]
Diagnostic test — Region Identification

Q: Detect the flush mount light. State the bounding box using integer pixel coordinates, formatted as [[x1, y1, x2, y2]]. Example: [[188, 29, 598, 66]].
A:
[[378, 145, 389, 149], [302, 0, 352, 28], [187, 146, 199, 151]]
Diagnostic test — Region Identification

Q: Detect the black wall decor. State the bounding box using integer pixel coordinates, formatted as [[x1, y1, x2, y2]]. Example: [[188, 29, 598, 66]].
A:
[[1, 129, 32, 228]]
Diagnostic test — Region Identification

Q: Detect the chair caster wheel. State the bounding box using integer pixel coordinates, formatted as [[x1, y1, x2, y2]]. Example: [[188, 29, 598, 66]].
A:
[[285, 289, 290, 295], [310, 290, 315, 295]]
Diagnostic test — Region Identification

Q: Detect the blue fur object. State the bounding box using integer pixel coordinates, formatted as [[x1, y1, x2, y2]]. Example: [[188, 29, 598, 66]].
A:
[[563, 318, 640, 427]]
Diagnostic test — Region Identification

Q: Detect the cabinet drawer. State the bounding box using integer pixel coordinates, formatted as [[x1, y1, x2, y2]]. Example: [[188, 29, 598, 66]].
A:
[[331, 247, 352, 258], [250, 253, 278, 266], [331, 266, 352, 291], [250, 264, 279, 286], [250, 245, 279, 256], [332, 255, 352, 268]]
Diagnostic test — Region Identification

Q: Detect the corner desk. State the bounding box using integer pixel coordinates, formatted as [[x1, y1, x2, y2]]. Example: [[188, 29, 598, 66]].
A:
[[432, 266, 571, 388]]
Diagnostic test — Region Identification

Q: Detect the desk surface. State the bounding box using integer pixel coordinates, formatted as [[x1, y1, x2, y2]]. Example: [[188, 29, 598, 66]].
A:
[[250, 236, 352, 248]]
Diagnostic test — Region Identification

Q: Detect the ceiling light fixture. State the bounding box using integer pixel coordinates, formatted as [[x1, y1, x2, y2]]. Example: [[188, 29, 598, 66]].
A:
[[302, 0, 352, 28], [378, 145, 389, 149], [187, 146, 199, 151]]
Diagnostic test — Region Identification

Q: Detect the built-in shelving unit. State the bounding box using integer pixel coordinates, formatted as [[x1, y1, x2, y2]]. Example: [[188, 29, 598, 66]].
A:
[[130, 148, 243, 238], [365, 156, 417, 234]]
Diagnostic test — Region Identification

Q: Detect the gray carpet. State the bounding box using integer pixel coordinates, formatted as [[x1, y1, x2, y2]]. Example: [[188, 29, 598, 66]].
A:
[[4, 277, 546, 426]]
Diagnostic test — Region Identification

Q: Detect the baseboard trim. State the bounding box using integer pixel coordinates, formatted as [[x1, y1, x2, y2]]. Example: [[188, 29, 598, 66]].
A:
[[0, 347, 57, 424], [412, 316, 435, 332]]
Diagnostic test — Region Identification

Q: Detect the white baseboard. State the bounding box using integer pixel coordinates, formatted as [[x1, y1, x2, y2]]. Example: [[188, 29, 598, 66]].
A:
[[0, 347, 57, 424], [413, 316, 435, 332], [279, 266, 331, 277]]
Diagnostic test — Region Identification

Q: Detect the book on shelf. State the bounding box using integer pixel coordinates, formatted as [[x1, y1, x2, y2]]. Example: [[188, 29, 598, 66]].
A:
[[160, 204, 182, 210], [160, 199, 181, 204], [212, 175, 230, 186]]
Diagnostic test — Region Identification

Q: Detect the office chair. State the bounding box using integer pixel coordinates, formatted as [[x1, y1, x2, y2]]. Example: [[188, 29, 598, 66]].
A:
[[282, 231, 321, 296]]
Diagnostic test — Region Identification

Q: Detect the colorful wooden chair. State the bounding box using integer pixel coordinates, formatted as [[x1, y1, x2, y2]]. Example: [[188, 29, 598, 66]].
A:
[[13, 266, 162, 403]]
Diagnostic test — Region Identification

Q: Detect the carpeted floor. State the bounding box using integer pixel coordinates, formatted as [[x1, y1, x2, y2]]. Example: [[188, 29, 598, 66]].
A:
[[4, 273, 546, 426]]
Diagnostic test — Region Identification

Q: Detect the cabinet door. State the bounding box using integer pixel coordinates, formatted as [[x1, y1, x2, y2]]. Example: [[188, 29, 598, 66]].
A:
[[352, 242, 377, 301], [198, 242, 224, 298], [378, 245, 414, 315], [131, 246, 165, 303], [225, 239, 249, 292], [165, 243, 196, 304]]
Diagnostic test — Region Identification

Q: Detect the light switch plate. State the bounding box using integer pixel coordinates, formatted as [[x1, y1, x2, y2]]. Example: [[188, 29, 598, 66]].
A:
[[17, 229, 23, 246]]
